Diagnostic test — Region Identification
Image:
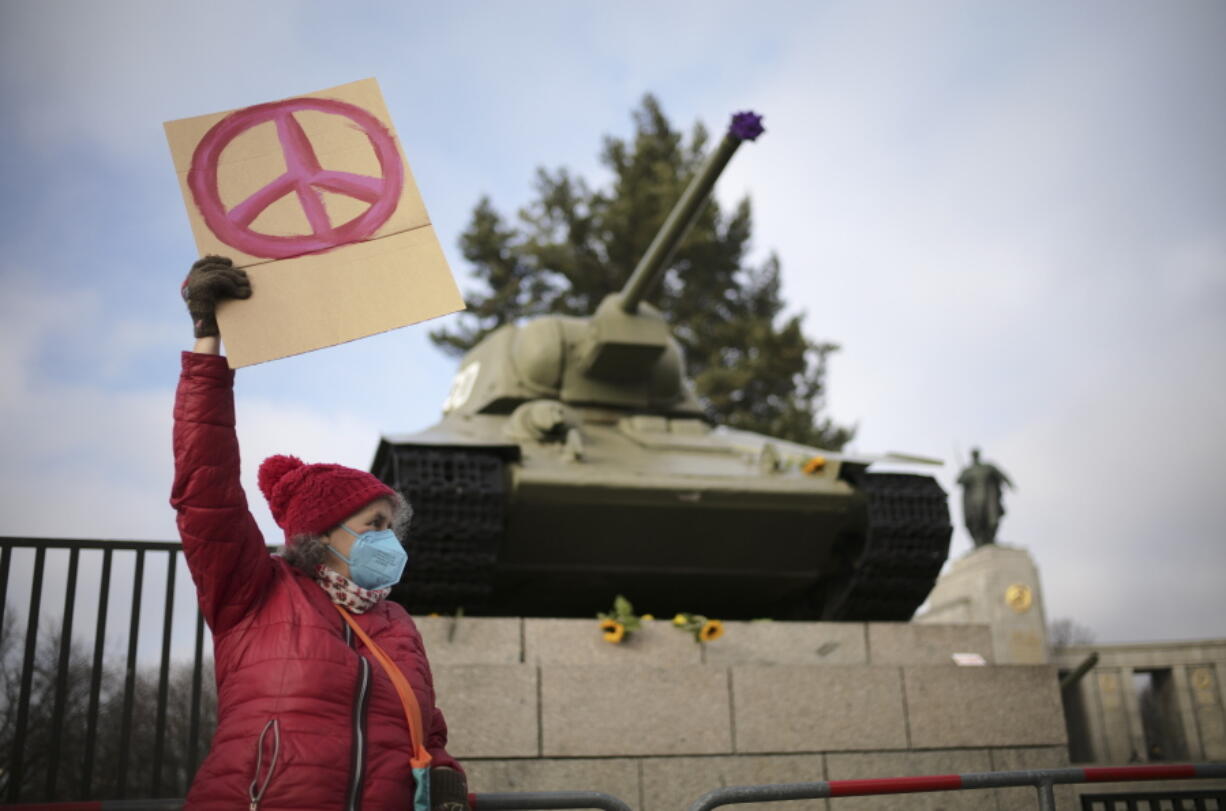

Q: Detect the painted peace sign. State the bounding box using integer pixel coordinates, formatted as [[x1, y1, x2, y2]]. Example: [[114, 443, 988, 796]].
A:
[[188, 97, 405, 259]]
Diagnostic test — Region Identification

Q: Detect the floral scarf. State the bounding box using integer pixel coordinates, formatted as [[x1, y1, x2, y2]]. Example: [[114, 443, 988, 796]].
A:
[[314, 564, 390, 614]]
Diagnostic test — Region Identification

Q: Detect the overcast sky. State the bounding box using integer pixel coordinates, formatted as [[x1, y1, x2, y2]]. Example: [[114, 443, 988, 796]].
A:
[[1, 0, 1223, 650]]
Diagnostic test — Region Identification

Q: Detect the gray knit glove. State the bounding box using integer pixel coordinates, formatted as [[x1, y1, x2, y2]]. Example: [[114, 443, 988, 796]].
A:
[[181, 255, 251, 338], [430, 766, 470, 811]]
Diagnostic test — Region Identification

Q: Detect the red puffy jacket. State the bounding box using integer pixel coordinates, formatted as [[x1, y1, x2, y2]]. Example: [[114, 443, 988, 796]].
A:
[[171, 352, 462, 810]]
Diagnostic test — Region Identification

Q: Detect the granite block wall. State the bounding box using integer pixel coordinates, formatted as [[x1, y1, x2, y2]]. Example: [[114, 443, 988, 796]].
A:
[[419, 618, 1074, 809]]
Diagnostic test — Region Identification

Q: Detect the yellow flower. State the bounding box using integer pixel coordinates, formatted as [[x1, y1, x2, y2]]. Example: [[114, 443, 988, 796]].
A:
[[673, 613, 688, 626], [802, 455, 827, 475], [600, 619, 626, 643], [699, 619, 724, 642], [641, 614, 654, 621]]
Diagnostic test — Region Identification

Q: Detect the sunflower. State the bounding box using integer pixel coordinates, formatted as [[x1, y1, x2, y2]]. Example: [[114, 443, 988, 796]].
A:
[[641, 614, 654, 621], [699, 619, 724, 642], [802, 455, 827, 475], [673, 613, 688, 626], [600, 619, 626, 644]]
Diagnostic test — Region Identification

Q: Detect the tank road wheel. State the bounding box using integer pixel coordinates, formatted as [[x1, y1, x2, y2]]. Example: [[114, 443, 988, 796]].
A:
[[383, 447, 507, 615], [821, 473, 952, 621]]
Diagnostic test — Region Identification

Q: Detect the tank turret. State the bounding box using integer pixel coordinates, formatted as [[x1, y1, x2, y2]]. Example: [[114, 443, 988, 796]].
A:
[[579, 111, 764, 381], [442, 112, 763, 419], [373, 111, 952, 621]]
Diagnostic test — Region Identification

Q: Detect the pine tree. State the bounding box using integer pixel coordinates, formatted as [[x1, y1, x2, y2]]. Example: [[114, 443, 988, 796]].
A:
[[431, 95, 852, 450]]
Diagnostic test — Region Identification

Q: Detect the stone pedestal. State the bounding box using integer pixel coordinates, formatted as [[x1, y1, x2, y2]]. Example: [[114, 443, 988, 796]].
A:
[[417, 616, 1070, 810], [917, 544, 1050, 664]]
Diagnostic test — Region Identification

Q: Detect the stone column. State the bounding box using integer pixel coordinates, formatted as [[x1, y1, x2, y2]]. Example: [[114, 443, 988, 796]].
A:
[[1189, 661, 1226, 760], [1077, 672, 1112, 763], [1171, 665, 1203, 760], [1094, 668, 1137, 763], [1119, 666, 1148, 762]]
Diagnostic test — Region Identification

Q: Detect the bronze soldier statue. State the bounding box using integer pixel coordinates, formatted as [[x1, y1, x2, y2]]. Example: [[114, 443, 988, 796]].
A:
[[957, 448, 1014, 547]]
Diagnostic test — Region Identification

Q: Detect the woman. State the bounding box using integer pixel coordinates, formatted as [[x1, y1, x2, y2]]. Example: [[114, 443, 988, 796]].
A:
[[171, 256, 467, 811]]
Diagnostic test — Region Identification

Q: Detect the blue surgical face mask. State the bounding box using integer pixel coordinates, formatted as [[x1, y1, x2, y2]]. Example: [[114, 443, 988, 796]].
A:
[[326, 525, 408, 591]]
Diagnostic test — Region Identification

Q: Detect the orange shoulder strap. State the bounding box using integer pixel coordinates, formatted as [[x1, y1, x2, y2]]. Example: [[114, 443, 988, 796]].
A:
[[336, 604, 432, 769]]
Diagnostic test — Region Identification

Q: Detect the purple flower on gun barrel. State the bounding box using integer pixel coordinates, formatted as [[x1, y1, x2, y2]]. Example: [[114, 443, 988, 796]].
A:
[[729, 111, 765, 141]]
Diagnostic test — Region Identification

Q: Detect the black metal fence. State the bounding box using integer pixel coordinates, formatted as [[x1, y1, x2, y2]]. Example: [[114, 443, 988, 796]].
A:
[[0, 537, 215, 805], [1080, 790, 1224, 810]]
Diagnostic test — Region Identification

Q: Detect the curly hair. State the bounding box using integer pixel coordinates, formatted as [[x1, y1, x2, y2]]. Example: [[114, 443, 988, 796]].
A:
[[280, 492, 413, 577]]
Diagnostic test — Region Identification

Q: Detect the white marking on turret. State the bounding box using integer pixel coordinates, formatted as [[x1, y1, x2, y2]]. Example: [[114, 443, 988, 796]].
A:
[[442, 362, 481, 413]]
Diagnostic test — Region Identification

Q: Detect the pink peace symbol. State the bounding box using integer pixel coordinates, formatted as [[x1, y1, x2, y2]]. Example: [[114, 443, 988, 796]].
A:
[[187, 97, 405, 259]]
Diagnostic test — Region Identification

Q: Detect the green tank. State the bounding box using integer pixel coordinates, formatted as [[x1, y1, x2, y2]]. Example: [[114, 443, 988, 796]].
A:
[[372, 112, 951, 621]]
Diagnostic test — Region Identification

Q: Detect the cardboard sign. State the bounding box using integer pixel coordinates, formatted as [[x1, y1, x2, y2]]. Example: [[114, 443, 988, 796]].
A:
[[164, 78, 463, 367]]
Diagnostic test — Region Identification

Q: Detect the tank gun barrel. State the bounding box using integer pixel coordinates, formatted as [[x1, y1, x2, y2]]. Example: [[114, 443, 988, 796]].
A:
[[619, 111, 765, 314]]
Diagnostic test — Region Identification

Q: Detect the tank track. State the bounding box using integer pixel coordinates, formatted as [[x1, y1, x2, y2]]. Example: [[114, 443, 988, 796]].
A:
[[822, 472, 952, 621], [384, 447, 506, 615]]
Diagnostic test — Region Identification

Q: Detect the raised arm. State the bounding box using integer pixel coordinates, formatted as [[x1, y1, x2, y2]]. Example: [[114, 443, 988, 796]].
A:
[[169, 257, 271, 633], [193, 335, 220, 355]]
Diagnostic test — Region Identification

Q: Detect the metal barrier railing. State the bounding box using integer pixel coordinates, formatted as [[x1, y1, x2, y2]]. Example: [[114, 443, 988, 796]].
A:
[[6, 764, 1224, 811], [686, 763, 1226, 811], [1080, 788, 1226, 809], [472, 791, 634, 811]]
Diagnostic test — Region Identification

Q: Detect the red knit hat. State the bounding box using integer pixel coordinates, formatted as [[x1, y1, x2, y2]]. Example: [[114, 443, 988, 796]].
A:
[[258, 454, 397, 540]]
